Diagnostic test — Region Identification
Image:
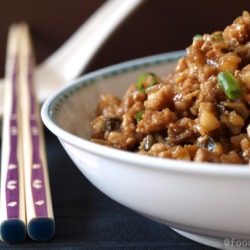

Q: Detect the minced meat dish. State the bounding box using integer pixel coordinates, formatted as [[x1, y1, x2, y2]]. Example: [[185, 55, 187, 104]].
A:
[[90, 11, 250, 164]]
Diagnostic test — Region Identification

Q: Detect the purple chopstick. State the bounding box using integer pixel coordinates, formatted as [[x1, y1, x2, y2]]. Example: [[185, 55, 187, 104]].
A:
[[0, 23, 55, 244], [0, 24, 27, 244], [18, 23, 55, 241]]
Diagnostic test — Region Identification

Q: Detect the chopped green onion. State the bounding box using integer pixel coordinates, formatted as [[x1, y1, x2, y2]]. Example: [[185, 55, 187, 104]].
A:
[[218, 71, 242, 100], [193, 34, 202, 41], [134, 110, 145, 122], [136, 72, 156, 91], [212, 34, 224, 41]]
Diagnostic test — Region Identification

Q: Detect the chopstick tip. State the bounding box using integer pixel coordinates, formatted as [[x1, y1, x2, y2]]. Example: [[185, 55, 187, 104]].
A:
[[0, 219, 26, 244], [27, 218, 55, 241]]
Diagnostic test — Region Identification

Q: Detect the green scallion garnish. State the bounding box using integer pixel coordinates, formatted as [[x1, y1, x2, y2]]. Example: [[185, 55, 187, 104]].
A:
[[212, 34, 224, 41], [136, 72, 156, 91], [193, 34, 202, 41], [134, 110, 145, 122], [217, 71, 242, 100]]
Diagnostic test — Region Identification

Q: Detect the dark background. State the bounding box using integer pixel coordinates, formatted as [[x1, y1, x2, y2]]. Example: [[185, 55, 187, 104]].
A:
[[0, 0, 249, 77]]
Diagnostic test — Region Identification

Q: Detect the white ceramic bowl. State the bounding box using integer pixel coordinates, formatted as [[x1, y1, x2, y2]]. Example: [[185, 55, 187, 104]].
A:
[[41, 51, 250, 250]]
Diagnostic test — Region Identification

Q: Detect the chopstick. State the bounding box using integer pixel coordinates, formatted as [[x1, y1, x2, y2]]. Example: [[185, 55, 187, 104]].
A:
[[0, 23, 55, 243], [19, 23, 55, 241], [0, 24, 27, 244]]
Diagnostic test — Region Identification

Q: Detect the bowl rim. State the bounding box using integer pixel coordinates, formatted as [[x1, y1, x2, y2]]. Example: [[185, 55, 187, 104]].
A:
[[41, 50, 250, 177]]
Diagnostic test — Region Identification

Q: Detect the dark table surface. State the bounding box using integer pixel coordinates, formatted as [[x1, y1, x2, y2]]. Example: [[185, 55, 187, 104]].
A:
[[0, 129, 218, 250]]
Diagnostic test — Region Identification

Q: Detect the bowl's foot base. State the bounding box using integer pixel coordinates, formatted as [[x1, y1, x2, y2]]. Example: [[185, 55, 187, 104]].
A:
[[172, 228, 250, 250]]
